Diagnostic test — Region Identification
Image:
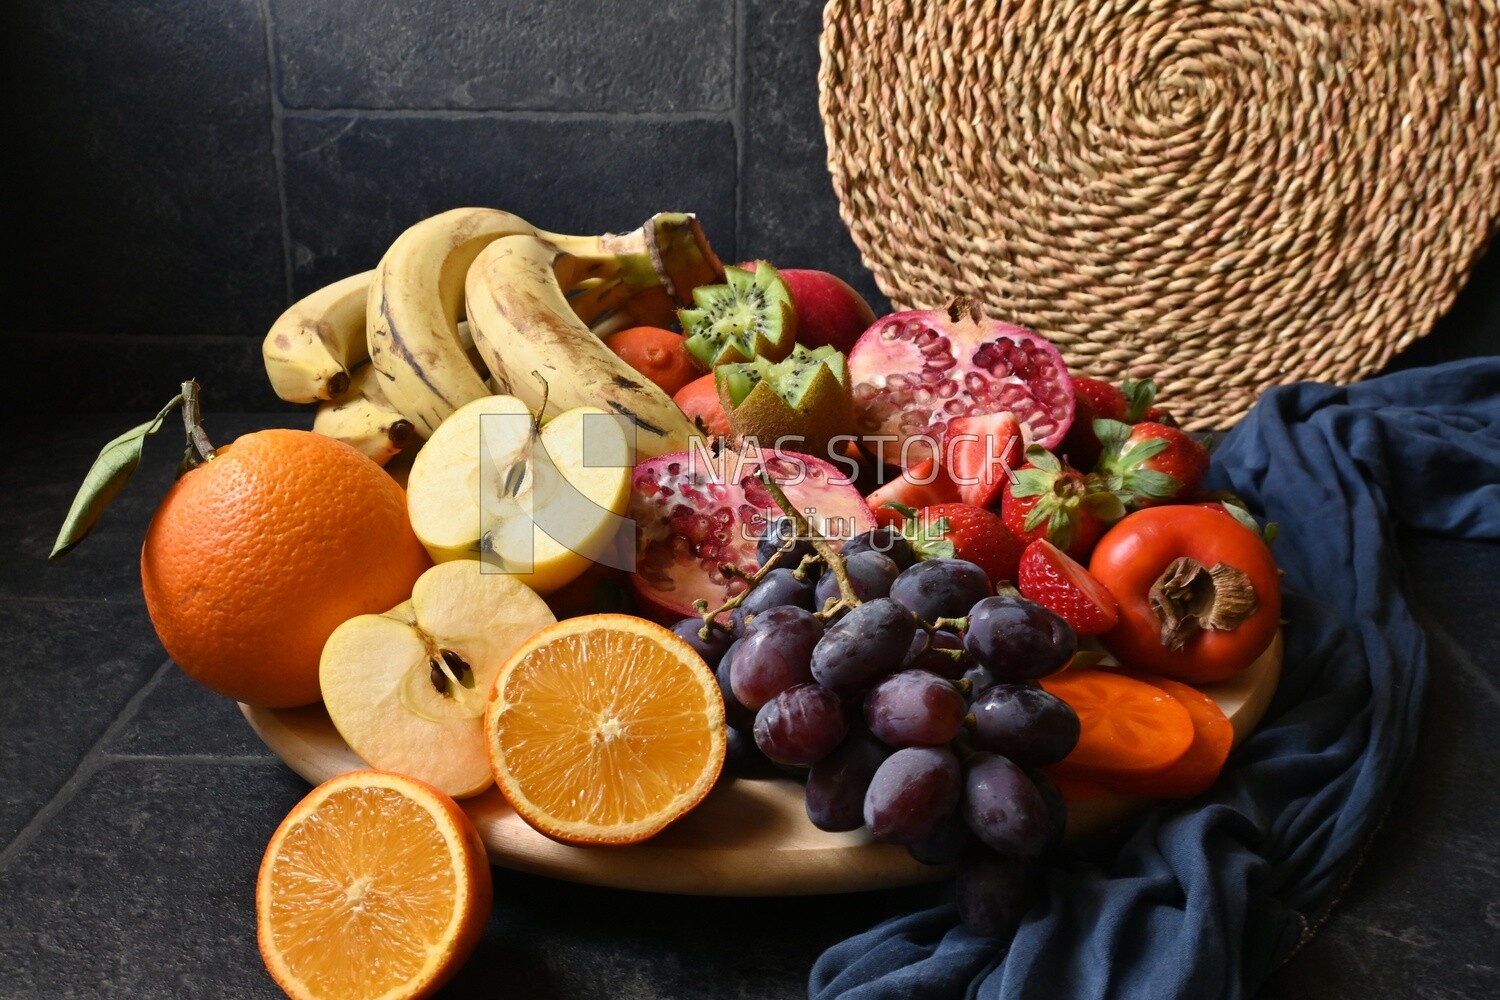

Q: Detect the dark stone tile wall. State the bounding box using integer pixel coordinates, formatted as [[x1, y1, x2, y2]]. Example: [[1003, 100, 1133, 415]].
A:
[[3, 0, 1495, 419], [281, 113, 737, 298], [3, 0, 285, 344], [270, 0, 735, 112]]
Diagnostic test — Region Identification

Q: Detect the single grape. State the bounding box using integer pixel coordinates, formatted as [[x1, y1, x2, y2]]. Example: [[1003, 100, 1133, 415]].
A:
[[962, 662, 1002, 699], [962, 596, 1076, 681], [902, 629, 929, 666], [671, 618, 734, 668], [740, 603, 817, 637], [905, 628, 968, 680], [968, 684, 1080, 767], [955, 850, 1034, 939], [810, 598, 917, 695], [864, 669, 967, 747], [890, 558, 991, 622], [730, 569, 814, 632], [724, 724, 777, 777], [756, 514, 817, 568], [907, 809, 972, 866], [729, 607, 823, 710], [814, 550, 900, 612], [714, 641, 756, 730], [1028, 768, 1068, 855], [962, 752, 1051, 858], [841, 526, 915, 570], [805, 735, 891, 832], [862, 746, 962, 844], [754, 683, 848, 766]]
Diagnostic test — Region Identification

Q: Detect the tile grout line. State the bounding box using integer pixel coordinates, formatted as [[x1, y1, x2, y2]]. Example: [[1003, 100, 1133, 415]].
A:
[[1420, 612, 1500, 711], [98, 753, 282, 767], [259, 0, 295, 305], [0, 659, 174, 873], [733, 0, 746, 262], [280, 107, 734, 123], [9, 595, 145, 606]]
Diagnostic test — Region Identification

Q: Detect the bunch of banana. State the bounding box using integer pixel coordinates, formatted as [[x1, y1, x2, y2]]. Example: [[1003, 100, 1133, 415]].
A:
[[262, 271, 373, 403], [465, 215, 722, 459], [260, 206, 724, 463], [311, 363, 415, 464], [367, 208, 721, 440]]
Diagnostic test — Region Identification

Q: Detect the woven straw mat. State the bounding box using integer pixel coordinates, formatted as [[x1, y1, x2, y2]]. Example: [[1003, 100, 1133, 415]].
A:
[[819, 1, 1500, 429]]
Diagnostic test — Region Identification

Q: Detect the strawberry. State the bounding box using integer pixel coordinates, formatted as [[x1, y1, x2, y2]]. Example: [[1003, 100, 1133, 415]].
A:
[[1000, 446, 1127, 560], [1017, 539, 1119, 635], [1059, 377, 1156, 471], [1120, 377, 1160, 423], [1095, 419, 1210, 507], [865, 458, 959, 524], [942, 411, 1025, 508], [883, 502, 1025, 586], [1074, 376, 1129, 422]]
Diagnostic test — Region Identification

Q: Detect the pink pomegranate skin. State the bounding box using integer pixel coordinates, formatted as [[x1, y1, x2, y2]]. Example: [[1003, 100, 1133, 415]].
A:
[[628, 449, 875, 622], [847, 307, 1075, 465]]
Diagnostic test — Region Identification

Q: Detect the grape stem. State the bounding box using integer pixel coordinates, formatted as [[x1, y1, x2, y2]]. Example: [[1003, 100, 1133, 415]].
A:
[[792, 552, 822, 582], [756, 471, 861, 618], [694, 544, 789, 639]]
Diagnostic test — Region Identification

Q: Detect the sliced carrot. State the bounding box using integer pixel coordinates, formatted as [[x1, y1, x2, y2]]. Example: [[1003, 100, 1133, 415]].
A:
[[1103, 675, 1234, 799], [1040, 669, 1195, 777]]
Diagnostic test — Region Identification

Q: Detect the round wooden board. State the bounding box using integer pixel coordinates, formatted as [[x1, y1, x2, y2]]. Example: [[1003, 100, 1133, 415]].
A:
[[241, 631, 1282, 896]]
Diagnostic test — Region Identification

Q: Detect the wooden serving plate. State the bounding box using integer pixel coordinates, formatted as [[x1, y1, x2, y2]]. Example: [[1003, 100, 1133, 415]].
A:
[[241, 631, 1282, 896]]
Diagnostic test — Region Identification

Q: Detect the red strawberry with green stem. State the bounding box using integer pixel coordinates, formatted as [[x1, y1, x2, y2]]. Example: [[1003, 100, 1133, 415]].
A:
[[1060, 377, 1157, 470], [1001, 446, 1127, 560], [877, 501, 1025, 586], [1016, 539, 1119, 635], [1094, 418, 1210, 507]]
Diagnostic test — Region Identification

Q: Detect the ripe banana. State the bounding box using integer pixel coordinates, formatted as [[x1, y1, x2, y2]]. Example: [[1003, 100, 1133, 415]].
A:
[[262, 271, 374, 403], [465, 232, 709, 459], [312, 363, 416, 466], [367, 208, 722, 440], [368, 208, 578, 439]]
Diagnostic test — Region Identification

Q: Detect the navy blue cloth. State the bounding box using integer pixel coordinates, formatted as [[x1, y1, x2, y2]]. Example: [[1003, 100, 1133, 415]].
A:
[[811, 358, 1500, 1000]]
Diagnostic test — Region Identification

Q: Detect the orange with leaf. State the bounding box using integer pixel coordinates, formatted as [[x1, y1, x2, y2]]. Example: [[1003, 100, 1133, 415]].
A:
[[53, 381, 430, 707]]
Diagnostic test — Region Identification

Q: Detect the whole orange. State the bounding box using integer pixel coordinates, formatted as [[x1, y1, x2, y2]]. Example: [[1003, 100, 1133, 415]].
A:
[[141, 428, 431, 708]]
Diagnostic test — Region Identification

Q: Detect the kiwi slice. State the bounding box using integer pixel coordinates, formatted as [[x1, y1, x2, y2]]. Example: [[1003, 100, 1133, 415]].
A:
[[715, 345, 853, 456], [679, 262, 798, 368]]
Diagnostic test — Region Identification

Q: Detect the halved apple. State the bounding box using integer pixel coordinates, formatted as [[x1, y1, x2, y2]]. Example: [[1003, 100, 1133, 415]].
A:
[[406, 394, 635, 594], [319, 560, 555, 798]]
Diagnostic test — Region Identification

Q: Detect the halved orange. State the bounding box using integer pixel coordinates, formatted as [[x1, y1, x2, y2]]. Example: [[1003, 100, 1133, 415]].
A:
[[256, 770, 492, 1000], [484, 613, 726, 845]]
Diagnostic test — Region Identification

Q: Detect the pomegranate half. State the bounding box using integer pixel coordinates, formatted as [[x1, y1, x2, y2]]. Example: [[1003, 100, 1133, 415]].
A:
[[628, 448, 874, 622], [848, 301, 1075, 464]]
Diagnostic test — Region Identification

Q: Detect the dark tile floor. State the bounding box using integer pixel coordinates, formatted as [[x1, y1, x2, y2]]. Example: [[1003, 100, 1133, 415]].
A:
[[2, 415, 1496, 998]]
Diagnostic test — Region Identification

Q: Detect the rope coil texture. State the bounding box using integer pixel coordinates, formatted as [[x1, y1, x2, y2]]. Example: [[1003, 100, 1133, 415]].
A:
[[819, 0, 1500, 428]]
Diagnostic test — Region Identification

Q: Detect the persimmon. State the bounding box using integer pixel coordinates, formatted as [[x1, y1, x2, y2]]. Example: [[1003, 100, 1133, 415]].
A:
[[606, 325, 703, 396]]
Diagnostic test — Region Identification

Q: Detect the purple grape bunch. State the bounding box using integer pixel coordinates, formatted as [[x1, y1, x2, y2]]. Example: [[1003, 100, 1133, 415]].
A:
[[675, 518, 1082, 941]]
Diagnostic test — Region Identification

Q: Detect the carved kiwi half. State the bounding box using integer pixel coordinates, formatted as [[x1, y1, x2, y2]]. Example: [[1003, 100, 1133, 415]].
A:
[[715, 345, 853, 457], [679, 261, 797, 369]]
